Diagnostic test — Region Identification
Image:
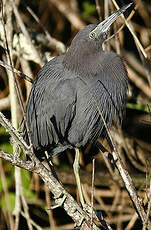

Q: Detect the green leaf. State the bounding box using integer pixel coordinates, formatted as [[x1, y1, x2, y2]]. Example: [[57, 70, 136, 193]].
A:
[[21, 169, 31, 190], [0, 179, 3, 192], [0, 143, 13, 154], [21, 170, 37, 201], [0, 160, 14, 191], [0, 126, 10, 136], [23, 188, 37, 202], [1, 192, 15, 212], [126, 103, 150, 113], [82, 1, 96, 17]]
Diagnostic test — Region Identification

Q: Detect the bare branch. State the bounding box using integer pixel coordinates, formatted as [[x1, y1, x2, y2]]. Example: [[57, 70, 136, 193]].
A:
[[12, 1, 44, 67], [25, 5, 66, 54], [49, 0, 85, 30], [0, 111, 105, 230], [112, 150, 151, 229], [0, 96, 10, 110]]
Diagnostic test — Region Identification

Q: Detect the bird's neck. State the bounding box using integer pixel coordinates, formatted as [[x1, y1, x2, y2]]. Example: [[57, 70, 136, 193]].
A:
[[63, 42, 103, 76], [63, 45, 102, 76]]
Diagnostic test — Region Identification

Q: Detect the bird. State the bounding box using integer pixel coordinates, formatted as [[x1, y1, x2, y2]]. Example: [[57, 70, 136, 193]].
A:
[[25, 3, 132, 206]]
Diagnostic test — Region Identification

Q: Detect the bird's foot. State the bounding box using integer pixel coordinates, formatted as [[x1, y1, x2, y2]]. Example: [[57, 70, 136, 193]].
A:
[[83, 204, 112, 230], [74, 217, 84, 228], [51, 193, 67, 209], [82, 203, 96, 217]]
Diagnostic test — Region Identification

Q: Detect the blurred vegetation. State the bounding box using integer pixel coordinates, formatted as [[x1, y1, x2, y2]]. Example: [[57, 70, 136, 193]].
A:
[[82, 1, 96, 17]]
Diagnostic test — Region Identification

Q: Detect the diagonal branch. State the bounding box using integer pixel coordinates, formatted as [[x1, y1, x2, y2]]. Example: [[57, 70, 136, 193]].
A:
[[0, 60, 33, 83], [0, 111, 109, 230]]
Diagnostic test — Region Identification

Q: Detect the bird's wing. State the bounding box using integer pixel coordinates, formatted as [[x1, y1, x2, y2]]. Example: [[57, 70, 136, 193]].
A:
[[88, 53, 128, 140], [41, 78, 77, 145], [88, 52, 128, 118], [26, 58, 77, 152]]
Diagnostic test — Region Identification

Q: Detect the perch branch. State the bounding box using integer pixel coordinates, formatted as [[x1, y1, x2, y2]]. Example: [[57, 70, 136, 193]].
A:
[[0, 111, 111, 230]]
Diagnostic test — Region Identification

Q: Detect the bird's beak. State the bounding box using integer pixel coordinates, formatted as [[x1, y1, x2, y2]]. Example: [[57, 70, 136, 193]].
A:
[[89, 3, 133, 39]]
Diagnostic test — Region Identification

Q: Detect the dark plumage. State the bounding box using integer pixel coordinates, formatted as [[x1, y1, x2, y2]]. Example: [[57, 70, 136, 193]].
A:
[[25, 4, 132, 160]]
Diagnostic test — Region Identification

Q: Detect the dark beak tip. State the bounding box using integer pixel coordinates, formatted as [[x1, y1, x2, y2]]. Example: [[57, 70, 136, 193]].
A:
[[90, 2, 135, 38], [121, 2, 135, 17], [127, 2, 135, 10]]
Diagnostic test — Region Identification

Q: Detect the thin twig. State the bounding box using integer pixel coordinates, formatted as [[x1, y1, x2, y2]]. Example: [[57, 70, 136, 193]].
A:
[[127, 64, 151, 99], [111, 0, 147, 58], [45, 185, 57, 229], [112, 150, 151, 229], [0, 60, 33, 83], [50, 0, 85, 30], [19, 57, 33, 99], [20, 188, 33, 230], [0, 160, 15, 230], [12, 1, 44, 67], [105, 4, 136, 42], [0, 96, 10, 110], [25, 4, 66, 54], [21, 211, 42, 230], [1, 0, 34, 158], [91, 158, 95, 229], [95, 0, 102, 20], [145, 180, 151, 228], [1, 2, 22, 230]]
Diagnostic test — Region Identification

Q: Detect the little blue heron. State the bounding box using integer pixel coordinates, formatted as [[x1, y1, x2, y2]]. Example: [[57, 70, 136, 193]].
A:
[[25, 3, 132, 206]]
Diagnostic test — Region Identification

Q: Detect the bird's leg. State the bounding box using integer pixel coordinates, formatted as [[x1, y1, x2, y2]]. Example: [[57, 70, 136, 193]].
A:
[[44, 152, 68, 209], [45, 151, 59, 181], [73, 148, 85, 207]]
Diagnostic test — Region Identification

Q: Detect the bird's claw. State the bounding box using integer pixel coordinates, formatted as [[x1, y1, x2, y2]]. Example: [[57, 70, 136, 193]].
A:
[[74, 216, 84, 228], [51, 193, 67, 209]]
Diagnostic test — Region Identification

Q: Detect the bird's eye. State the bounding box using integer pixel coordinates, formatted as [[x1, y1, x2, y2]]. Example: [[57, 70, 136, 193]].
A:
[[89, 32, 96, 40]]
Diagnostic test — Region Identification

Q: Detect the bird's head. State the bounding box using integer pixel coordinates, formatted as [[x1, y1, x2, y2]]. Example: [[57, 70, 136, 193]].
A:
[[69, 3, 133, 52], [89, 3, 133, 44], [64, 3, 133, 72]]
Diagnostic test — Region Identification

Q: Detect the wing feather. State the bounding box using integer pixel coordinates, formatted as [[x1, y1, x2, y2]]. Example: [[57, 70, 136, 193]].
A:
[[25, 56, 76, 155]]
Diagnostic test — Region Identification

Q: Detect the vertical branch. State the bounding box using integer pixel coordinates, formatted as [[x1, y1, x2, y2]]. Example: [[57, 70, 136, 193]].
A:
[[104, 0, 109, 19], [112, 3, 121, 56], [95, 0, 102, 20], [20, 186, 33, 230], [19, 57, 33, 100], [145, 179, 151, 227], [1, 1, 34, 230], [111, 0, 147, 58], [112, 150, 151, 228], [91, 158, 95, 228], [45, 185, 57, 229], [13, 167, 22, 230], [0, 160, 14, 230], [1, 1, 21, 230], [12, 1, 44, 67], [11, 1, 39, 152], [104, 0, 110, 51], [25, 4, 66, 54]]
